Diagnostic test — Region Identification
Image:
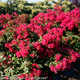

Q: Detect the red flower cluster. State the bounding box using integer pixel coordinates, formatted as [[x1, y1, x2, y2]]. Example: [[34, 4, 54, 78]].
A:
[[0, 5, 80, 80], [50, 47, 80, 74], [18, 63, 42, 80]]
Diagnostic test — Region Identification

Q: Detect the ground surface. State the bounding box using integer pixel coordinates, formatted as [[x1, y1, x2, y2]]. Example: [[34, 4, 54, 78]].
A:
[[60, 61, 80, 80], [68, 63, 80, 80]]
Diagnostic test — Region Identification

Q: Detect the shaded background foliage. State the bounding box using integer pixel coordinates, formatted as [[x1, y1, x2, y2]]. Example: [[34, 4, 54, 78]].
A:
[[0, 0, 77, 18]]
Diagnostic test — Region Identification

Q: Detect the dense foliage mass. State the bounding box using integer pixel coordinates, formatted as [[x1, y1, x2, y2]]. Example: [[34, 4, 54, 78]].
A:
[[0, 0, 76, 18], [0, 5, 80, 80]]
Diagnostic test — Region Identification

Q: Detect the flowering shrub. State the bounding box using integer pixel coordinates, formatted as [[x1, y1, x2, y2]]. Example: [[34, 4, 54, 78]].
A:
[[0, 5, 80, 80]]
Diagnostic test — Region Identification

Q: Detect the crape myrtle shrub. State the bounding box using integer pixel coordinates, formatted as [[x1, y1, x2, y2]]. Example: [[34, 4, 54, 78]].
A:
[[0, 5, 80, 80]]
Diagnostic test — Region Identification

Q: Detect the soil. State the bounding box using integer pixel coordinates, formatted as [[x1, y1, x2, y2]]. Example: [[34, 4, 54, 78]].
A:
[[59, 60, 80, 80], [67, 63, 80, 80]]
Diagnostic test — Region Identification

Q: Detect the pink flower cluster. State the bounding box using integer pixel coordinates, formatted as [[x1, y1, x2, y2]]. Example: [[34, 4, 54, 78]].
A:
[[50, 47, 80, 74], [17, 63, 43, 80], [0, 5, 80, 79]]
